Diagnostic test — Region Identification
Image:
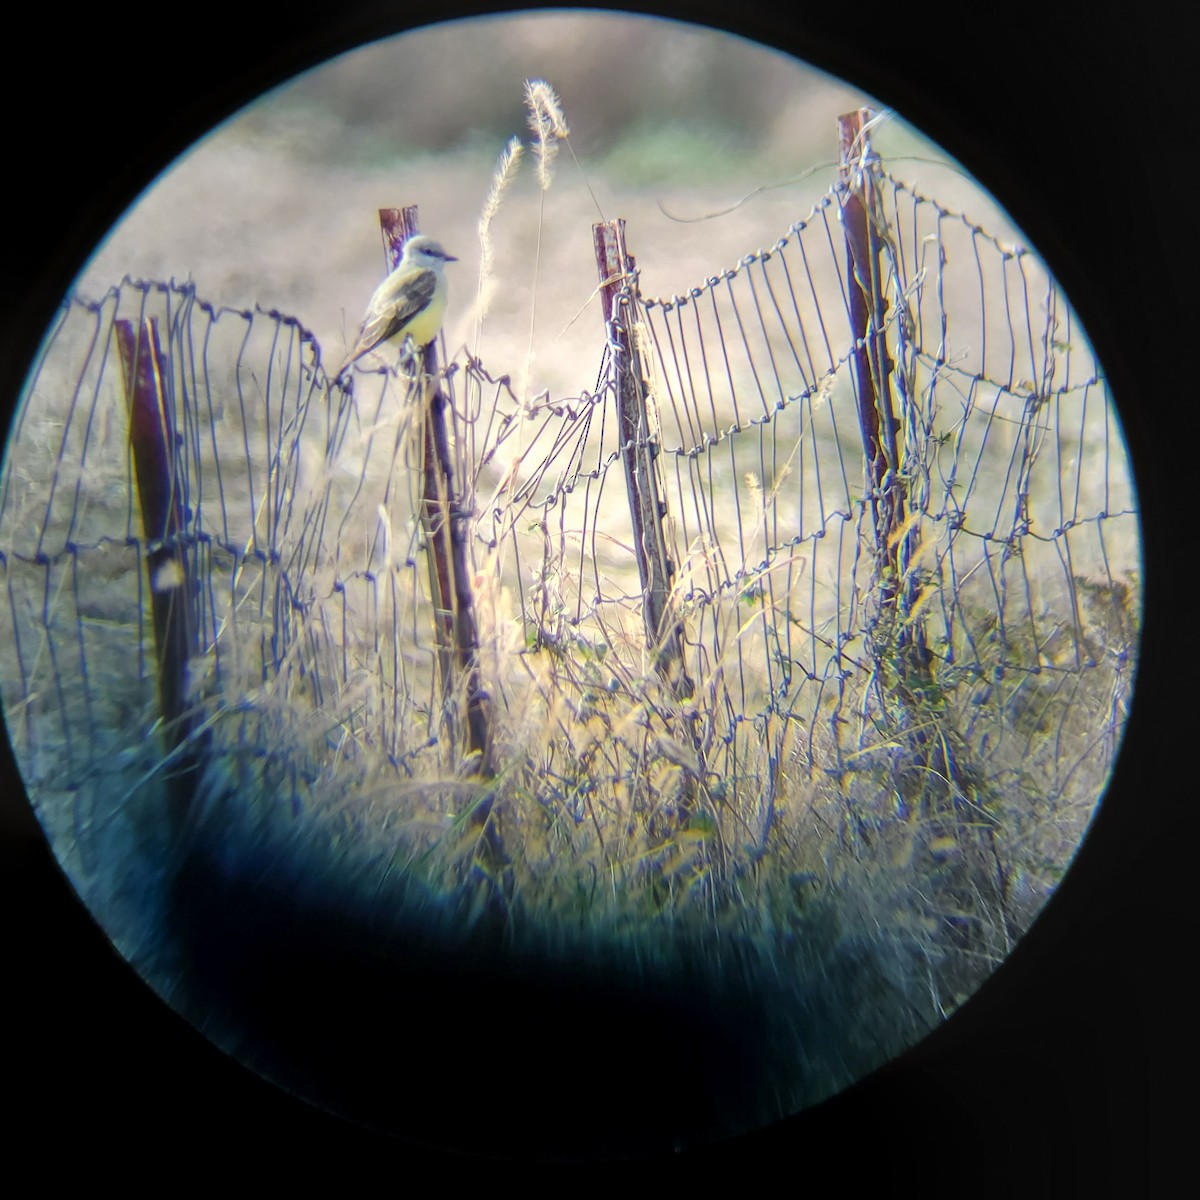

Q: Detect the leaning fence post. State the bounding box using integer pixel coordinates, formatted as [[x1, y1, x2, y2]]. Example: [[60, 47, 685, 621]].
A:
[[593, 219, 694, 703], [838, 109, 903, 576], [379, 208, 495, 797], [837, 110, 930, 669], [115, 317, 203, 829], [838, 111, 932, 689]]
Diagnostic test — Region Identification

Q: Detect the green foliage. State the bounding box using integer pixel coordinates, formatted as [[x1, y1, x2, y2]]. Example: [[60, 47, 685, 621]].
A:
[[597, 119, 763, 186]]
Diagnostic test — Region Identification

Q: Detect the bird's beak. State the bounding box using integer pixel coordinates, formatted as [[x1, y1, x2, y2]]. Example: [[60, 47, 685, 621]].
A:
[[445, 254, 458, 263]]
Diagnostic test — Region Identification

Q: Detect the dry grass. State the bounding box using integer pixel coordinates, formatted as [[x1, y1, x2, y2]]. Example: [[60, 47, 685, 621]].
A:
[[0, 26, 1142, 1156]]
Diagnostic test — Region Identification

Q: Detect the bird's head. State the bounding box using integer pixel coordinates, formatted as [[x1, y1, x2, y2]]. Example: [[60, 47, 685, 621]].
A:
[[403, 235, 458, 269]]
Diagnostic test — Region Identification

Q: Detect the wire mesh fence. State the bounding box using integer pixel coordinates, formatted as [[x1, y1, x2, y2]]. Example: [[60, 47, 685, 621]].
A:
[[1, 112, 1139, 1033]]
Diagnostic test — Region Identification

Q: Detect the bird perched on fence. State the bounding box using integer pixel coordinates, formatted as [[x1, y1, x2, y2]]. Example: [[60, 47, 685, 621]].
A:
[[333, 234, 457, 382]]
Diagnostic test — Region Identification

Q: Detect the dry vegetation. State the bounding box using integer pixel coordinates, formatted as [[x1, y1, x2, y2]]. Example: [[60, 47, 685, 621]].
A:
[[0, 14, 1140, 1158]]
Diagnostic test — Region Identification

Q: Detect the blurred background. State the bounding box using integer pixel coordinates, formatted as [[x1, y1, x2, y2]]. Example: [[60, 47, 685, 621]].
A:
[[78, 10, 989, 402]]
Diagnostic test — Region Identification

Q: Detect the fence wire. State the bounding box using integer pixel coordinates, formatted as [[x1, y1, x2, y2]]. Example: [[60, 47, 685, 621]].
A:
[[1, 160, 1139, 954], [625, 170, 1138, 822]]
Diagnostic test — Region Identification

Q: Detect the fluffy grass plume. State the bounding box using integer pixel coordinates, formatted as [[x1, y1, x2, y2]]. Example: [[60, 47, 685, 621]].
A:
[[525, 78, 570, 191], [520, 79, 571, 403]]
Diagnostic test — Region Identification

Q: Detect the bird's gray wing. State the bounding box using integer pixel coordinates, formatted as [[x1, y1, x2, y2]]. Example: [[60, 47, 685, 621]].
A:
[[355, 269, 439, 357]]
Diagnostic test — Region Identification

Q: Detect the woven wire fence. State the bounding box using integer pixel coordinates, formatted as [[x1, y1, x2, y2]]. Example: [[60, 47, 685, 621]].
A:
[[1, 122, 1139, 960], [629, 164, 1139, 831]]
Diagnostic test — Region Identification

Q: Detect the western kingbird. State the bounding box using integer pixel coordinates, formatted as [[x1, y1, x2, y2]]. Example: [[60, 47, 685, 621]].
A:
[[334, 234, 457, 380]]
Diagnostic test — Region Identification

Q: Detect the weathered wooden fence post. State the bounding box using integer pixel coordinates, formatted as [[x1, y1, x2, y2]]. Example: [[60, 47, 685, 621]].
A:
[[838, 110, 903, 583], [593, 219, 694, 703], [838, 109, 929, 672], [115, 316, 204, 831], [379, 208, 494, 801]]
